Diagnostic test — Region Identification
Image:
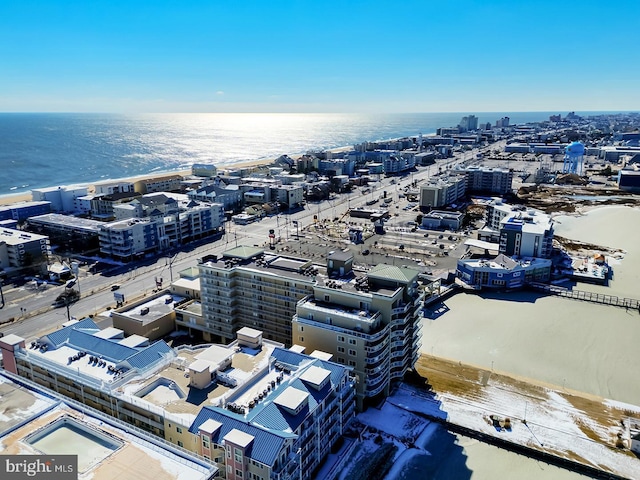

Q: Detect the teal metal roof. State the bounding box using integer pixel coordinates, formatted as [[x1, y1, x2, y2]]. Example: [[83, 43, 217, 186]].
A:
[[369, 264, 419, 283]]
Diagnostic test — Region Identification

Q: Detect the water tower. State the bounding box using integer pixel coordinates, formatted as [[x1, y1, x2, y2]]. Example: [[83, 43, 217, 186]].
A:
[[562, 141, 585, 175]]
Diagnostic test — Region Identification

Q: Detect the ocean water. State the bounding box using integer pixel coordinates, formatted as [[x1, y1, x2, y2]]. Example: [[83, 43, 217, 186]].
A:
[[0, 111, 596, 197]]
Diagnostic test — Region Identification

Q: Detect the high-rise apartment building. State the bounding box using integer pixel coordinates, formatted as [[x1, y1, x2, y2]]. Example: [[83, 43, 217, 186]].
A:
[[198, 247, 424, 410], [292, 263, 423, 410]]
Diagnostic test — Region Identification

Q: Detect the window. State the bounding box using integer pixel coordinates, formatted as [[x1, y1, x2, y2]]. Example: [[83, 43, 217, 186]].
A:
[[202, 436, 210, 448], [236, 470, 243, 478], [299, 336, 304, 342], [178, 440, 184, 447], [338, 335, 345, 342], [235, 448, 243, 463], [337, 357, 345, 364], [337, 346, 345, 353], [349, 349, 356, 356], [227, 447, 231, 459], [348, 360, 356, 367], [299, 325, 304, 332], [176, 427, 183, 434], [348, 338, 357, 345], [324, 295, 330, 302]]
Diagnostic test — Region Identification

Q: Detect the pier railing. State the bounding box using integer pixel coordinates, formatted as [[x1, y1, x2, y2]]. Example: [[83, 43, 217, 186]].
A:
[[528, 283, 640, 310]]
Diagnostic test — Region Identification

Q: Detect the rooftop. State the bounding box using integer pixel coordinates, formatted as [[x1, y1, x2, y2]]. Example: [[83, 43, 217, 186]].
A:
[[0, 227, 48, 245], [0, 372, 216, 480], [114, 294, 184, 325], [28, 213, 104, 232]]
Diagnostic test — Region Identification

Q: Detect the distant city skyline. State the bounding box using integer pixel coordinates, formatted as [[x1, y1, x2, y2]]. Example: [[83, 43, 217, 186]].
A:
[[1, 0, 638, 113]]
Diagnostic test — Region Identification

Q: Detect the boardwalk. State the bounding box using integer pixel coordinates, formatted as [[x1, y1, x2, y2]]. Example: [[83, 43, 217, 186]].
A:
[[528, 283, 640, 310]]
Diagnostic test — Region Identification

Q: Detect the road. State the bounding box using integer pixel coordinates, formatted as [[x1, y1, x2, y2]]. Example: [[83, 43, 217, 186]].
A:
[[0, 143, 484, 342]]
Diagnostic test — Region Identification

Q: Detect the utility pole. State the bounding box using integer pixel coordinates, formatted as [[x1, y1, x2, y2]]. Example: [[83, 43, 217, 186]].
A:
[[166, 252, 179, 283]]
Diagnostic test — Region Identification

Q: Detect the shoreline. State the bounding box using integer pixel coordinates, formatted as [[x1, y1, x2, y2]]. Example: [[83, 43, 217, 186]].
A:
[[0, 145, 358, 207]]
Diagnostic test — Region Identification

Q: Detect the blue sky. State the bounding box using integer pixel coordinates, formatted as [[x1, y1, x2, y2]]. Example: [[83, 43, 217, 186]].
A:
[[0, 0, 638, 113]]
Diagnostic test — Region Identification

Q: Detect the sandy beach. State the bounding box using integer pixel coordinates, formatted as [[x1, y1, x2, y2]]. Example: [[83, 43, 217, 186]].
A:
[[422, 205, 640, 405], [0, 154, 295, 207]]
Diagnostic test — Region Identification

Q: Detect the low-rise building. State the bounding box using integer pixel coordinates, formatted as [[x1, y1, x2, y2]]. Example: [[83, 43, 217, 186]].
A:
[[421, 210, 464, 230], [192, 164, 218, 177], [0, 201, 51, 222], [0, 227, 50, 269], [32, 185, 89, 213], [456, 254, 552, 290], [134, 175, 183, 194], [111, 293, 185, 341], [27, 213, 103, 251]]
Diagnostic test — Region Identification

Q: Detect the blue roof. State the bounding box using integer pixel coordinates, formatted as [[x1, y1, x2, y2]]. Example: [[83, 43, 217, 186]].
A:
[[271, 348, 348, 387], [45, 318, 99, 346], [188, 348, 350, 466], [246, 348, 347, 430], [67, 329, 137, 362], [125, 342, 173, 369], [43, 319, 173, 370], [189, 408, 290, 467]]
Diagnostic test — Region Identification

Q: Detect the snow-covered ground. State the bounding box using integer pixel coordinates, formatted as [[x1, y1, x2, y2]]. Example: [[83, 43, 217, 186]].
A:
[[345, 381, 640, 480]]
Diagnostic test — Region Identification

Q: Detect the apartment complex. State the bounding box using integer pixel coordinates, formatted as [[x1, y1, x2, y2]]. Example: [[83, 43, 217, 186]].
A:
[[460, 166, 513, 195], [0, 370, 217, 480], [198, 246, 318, 346], [0, 201, 51, 222], [198, 246, 423, 410], [0, 227, 50, 269], [419, 175, 467, 209], [0, 322, 355, 480], [480, 200, 554, 259], [99, 200, 224, 260], [31, 185, 89, 213], [292, 263, 423, 409]]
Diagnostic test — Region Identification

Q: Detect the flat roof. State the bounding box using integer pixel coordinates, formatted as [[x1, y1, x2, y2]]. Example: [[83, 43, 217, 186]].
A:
[[464, 239, 501, 251], [224, 428, 254, 448], [237, 327, 263, 339], [199, 418, 222, 435], [116, 294, 183, 324], [93, 327, 124, 339], [274, 386, 309, 412], [27, 213, 103, 232], [0, 333, 25, 347], [0, 228, 48, 245], [118, 334, 149, 348], [0, 386, 214, 479], [310, 350, 333, 361], [195, 344, 235, 366], [224, 245, 264, 260], [300, 365, 331, 389]]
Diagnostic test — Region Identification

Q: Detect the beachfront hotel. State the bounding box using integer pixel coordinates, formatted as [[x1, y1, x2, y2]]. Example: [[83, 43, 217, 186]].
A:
[[0, 322, 355, 480], [197, 246, 423, 410]]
